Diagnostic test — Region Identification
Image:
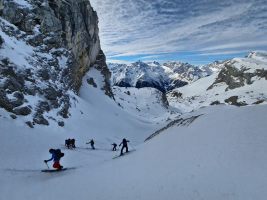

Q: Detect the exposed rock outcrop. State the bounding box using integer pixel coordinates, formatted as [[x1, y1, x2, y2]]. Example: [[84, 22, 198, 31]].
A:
[[224, 96, 248, 106], [167, 52, 267, 113], [208, 58, 267, 91], [0, 0, 113, 126]]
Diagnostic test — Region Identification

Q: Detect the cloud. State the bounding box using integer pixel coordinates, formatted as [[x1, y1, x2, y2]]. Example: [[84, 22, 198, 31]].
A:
[[90, 0, 267, 62], [107, 59, 132, 64]]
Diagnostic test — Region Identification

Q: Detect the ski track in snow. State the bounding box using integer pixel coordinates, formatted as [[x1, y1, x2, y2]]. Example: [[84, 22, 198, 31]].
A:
[[1, 97, 267, 200]]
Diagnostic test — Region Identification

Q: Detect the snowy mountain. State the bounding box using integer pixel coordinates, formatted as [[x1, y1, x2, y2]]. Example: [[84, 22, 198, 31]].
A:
[[110, 52, 267, 113], [0, 1, 267, 200], [162, 61, 211, 82], [167, 52, 267, 112], [199, 60, 225, 74], [0, 0, 174, 129], [0, 0, 112, 127], [109, 61, 211, 92]]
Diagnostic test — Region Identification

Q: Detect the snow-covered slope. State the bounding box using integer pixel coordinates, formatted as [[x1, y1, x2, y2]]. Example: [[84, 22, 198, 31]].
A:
[[113, 86, 166, 116], [1, 104, 267, 200], [0, 1, 266, 200], [112, 86, 179, 120], [0, 65, 169, 173], [168, 52, 267, 112], [109, 61, 210, 92]]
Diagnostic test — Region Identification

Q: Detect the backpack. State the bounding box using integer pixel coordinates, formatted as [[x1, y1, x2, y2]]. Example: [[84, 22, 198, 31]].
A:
[[55, 149, 64, 158]]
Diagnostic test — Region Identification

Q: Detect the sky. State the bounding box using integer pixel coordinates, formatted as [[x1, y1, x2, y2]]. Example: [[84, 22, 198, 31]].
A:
[[90, 0, 267, 65]]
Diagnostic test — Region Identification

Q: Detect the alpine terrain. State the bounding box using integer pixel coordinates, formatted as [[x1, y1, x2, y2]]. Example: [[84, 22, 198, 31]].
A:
[[0, 1, 267, 200]]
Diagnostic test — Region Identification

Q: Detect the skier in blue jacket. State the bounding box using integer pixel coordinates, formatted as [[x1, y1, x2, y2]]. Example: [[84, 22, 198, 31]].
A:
[[44, 149, 64, 170]]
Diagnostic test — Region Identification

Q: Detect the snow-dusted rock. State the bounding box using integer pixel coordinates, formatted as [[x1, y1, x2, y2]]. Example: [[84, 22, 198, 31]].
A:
[[0, 0, 112, 126], [167, 52, 267, 112]]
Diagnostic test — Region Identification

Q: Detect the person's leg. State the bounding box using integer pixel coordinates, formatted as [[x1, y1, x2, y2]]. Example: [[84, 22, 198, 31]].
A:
[[121, 146, 125, 155], [53, 161, 60, 169], [126, 145, 129, 152], [54, 161, 63, 169]]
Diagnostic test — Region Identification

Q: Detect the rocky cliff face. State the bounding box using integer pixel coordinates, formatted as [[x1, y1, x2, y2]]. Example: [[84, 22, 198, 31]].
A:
[[0, 0, 112, 127]]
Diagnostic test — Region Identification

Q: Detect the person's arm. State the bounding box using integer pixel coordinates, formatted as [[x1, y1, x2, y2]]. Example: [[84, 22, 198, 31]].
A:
[[119, 142, 122, 146], [45, 154, 54, 163]]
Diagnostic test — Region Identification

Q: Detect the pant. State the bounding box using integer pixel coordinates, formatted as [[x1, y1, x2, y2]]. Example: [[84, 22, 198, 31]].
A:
[[53, 161, 62, 169], [121, 145, 128, 155]]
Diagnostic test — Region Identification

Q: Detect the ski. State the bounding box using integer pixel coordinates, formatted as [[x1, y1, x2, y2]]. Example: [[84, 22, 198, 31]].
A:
[[41, 167, 75, 173], [112, 150, 136, 159]]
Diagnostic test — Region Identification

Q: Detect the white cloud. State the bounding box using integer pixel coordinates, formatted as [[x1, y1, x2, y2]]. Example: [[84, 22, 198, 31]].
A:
[[107, 59, 132, 64], [90, 0, 267, 59]]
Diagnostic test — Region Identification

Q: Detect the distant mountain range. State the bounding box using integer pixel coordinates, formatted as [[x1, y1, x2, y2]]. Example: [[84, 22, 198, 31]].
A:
[[109, 52, 267, 112], [109, 60, 222, 92]]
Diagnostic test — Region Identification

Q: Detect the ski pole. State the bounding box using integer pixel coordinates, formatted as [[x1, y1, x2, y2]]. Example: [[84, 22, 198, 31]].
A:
[[45, 161, 49, 169]]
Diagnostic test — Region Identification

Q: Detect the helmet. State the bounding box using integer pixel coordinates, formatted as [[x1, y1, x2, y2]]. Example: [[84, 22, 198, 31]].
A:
[[49, 149, 54, 153]]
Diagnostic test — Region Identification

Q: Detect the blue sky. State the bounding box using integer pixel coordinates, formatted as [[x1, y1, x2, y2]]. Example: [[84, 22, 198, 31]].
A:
[[109, 52, 247, 65], [90, 0, 267, 65]]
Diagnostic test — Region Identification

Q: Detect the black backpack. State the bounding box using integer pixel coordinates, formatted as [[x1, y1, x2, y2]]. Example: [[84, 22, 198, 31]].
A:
[[55, 149, 64, 158]]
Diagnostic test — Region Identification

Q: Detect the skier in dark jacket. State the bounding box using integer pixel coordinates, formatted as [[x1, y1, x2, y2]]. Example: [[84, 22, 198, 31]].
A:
[[111, 143, 117, 151], [86, 139, 95, 150], [44, 149, 64, 170], [119, 138, 129, 155], [66, 138, 76, 149], [65, 138, 71, 149], [70, 138, 76, 148]]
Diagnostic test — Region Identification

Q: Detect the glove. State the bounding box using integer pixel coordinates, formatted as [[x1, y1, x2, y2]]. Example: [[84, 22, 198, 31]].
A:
[[44, 160, 47, 163]]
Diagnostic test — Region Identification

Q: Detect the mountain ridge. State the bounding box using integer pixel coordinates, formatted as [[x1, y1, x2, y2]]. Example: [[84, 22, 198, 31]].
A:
[[109, 60, 216, 92], [167, 51, 267, 112]]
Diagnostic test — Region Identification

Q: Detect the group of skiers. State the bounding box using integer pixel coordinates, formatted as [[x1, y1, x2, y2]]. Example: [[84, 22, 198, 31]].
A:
[[65, 138, 76, 149], [85, 138, 129, 153], [44, 138, 130, 170]]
